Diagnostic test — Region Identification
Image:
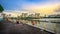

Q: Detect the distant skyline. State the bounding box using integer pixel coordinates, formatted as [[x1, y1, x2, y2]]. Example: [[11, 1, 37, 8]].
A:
[[0, 0, 60, 15]]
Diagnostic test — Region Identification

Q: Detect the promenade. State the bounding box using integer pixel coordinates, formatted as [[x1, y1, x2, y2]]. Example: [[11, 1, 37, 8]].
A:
[[0, 20, 54, 34]]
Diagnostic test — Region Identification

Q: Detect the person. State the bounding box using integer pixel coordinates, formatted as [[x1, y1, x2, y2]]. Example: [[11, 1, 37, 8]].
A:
[[16, 20, 19, 24], [31, 20, 35, 25]]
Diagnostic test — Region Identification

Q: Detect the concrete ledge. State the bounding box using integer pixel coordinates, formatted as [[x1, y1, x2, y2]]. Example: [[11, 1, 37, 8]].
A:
[[25, 23, 55, 34]]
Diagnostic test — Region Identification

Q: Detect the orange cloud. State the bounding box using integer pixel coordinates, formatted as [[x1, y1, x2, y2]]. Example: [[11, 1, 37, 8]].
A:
[[23, 3, 60, 15]]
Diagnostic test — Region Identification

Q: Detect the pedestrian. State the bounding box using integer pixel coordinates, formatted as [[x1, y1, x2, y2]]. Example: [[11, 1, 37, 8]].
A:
[[16, 20, 19, 24], [31, 20, 35, 25]]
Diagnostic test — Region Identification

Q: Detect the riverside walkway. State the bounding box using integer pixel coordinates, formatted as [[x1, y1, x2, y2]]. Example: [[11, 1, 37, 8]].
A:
[[0, 20, 54, 34]]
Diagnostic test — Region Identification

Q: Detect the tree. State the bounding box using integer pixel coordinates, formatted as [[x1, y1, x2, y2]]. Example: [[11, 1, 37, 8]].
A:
[[0, 5, 4, 12], [0, 4, 5, 19]]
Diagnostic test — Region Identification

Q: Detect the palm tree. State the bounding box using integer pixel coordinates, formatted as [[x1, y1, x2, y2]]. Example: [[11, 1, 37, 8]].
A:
[[0, 4, 4, 19], [0, 5, 4, 12]]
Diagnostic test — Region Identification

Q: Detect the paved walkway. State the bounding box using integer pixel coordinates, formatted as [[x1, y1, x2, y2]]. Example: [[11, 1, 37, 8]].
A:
[[0, 20, 55, 34]]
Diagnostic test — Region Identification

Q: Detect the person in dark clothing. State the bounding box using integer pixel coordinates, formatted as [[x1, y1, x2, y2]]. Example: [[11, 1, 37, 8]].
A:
[[16, 20, 19, 24]]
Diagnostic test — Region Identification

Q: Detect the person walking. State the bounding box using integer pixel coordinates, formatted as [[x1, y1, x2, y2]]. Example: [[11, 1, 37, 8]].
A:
[[16, 20, 19, 24], [31, 20, 35, 25]]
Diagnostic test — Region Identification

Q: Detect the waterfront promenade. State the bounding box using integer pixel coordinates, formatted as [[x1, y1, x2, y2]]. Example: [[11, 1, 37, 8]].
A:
[[0, 20, 54, 34]]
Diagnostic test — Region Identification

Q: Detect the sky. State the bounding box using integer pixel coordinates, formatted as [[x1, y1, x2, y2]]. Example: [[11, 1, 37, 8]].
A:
[[0, 0, 60, 15]]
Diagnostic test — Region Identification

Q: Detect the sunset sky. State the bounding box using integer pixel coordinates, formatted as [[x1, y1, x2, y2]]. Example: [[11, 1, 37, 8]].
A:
[[0, 0, 60, 15]]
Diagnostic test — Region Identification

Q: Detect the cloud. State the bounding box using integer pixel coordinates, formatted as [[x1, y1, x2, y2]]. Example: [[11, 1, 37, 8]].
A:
[[2, 0, 60, 15], [54, 6, 60, 12], [22, 2, 60, 15]]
